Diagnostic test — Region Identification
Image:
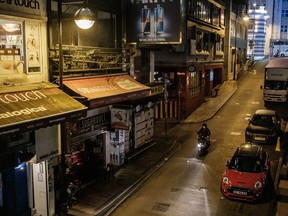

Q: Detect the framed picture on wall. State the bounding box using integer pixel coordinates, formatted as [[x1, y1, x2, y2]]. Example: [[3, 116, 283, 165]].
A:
[[25, 22, 42, 74]]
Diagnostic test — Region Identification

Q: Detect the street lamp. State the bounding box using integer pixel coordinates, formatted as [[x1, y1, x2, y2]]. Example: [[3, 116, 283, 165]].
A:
[[243, 14, 249, 22], [58, 0, 95, 89], [74, 7, 95, 29], [57, 0, 95, 214]]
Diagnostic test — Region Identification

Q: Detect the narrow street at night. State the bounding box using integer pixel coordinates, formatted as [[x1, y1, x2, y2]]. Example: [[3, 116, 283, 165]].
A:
[[1, 1, 287, 216], [108, 60, 284, 216]]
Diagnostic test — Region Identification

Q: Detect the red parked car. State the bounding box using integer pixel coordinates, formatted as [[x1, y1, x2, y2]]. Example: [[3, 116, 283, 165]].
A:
[[221, 143, 270, 202]]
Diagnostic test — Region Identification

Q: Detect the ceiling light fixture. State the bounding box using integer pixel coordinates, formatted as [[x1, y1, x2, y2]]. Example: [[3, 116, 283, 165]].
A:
[[2, 23, 20, 32], [74, 7, 95, 30]]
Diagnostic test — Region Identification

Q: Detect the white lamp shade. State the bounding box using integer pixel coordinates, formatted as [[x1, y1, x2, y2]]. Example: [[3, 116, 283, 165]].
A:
[[74, 20, 95, 30], [2, 23, 20, 32], [74, 7, 95, 30]]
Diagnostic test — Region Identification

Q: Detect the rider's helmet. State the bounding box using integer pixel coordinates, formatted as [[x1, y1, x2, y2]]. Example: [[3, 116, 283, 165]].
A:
[[202, 123, 207, 128]]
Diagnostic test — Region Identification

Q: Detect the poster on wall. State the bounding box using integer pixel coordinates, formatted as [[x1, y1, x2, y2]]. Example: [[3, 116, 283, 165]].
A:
[[110, 130, 125, 166], [126, 0, 182, 44], [111, 108, 132, 130], [25, 23, 42, 74]]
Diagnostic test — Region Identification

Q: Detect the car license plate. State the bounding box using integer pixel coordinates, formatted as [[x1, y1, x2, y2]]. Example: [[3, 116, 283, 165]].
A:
[[255, 137, 265, 141], [233, 190, 247, 196]]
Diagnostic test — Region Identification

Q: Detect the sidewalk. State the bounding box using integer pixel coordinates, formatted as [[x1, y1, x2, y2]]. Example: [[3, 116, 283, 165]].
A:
[[183, 80, 237, 123], [65, 80, 261, 216]]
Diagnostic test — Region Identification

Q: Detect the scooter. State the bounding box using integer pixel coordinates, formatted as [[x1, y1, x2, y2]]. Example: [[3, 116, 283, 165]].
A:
[[197, 134, 210, 156]]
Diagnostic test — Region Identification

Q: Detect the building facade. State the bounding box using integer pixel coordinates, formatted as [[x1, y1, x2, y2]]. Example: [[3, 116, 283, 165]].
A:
[[0, 1, 88, 216], [247, 3, 269, 60], [0, 0, 250, 215], [127, 0, 248, 119], [226, 0, 249, 81], [48, 1, 161, 214], [266, 0, 287, 57]]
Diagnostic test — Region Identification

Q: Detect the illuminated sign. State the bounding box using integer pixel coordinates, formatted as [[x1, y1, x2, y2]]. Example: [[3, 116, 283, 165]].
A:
[[177, 72, 185, 76], [126, 0, 182, 44], [0, 0, 46, 17]]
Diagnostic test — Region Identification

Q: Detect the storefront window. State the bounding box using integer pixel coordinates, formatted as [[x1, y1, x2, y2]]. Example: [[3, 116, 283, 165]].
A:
[[0, 19, 24, 74], [189, 71, 200, 96]]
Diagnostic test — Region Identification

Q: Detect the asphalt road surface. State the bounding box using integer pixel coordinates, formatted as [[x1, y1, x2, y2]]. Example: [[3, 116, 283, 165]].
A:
[[109, 59, 283, 216]]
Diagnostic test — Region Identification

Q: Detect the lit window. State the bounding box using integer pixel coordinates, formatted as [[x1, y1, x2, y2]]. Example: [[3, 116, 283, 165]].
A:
[[0, 19, 24, 74]]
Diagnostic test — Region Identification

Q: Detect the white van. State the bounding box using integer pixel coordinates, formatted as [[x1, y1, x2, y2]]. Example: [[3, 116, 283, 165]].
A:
[[264, 58, 288, 102]]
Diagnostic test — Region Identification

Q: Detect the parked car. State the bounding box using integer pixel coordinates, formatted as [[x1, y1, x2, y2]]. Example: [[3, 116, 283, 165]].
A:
[[245, 109, 281, 145], [280, 49, 288, 57], [221, 143, 270, 202]]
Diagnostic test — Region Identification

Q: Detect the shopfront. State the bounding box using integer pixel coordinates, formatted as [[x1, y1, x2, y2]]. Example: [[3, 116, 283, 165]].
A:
[[0, 1, 93, 215], [0, 82, 87, 216], [62, 74, 151, 179], [65, 108, 110, 183], [155, 63, 224, 119], [111, 99, 155, 159]]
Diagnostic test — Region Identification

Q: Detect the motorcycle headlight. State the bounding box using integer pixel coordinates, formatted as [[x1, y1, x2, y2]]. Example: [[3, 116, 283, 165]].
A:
[[254, 181, 262, 190], [223, 177, 229, 185]]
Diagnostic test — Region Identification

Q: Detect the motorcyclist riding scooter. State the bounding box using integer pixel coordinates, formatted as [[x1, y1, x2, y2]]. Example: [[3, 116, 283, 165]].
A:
[[197, 123, 211, 156]]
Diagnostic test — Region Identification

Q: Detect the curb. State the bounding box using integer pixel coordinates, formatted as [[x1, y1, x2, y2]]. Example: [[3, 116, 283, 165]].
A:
[[182, 86, 238, 124], [95, 141, 181, 216]]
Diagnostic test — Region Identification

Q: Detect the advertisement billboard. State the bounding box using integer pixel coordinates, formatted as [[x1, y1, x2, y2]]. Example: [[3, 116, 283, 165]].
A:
[[126, 0, 182, 44]]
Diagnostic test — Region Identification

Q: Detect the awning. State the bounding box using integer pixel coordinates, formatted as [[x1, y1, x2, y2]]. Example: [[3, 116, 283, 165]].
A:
[[0, 82, 87, 135], [63, 74, 151, 108]]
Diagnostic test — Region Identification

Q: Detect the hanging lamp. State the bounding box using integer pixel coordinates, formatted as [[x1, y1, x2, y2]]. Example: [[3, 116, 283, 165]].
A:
[[74, 7, 95, 29]]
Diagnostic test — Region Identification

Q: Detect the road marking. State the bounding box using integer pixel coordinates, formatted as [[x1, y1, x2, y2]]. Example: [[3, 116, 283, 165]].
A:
[[231, 132, 241, 136], [249, 70, 257, 74], [252, 101, 260, 104]]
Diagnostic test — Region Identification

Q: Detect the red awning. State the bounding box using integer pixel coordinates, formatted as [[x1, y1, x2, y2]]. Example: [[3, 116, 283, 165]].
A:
[[0, 82, 87, 135], [63, 74, 151, 108]]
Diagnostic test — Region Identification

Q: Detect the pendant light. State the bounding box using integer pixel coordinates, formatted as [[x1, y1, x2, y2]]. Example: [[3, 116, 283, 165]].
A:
[[2, 23, 20, 32], [74, 7, 95, 30]]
